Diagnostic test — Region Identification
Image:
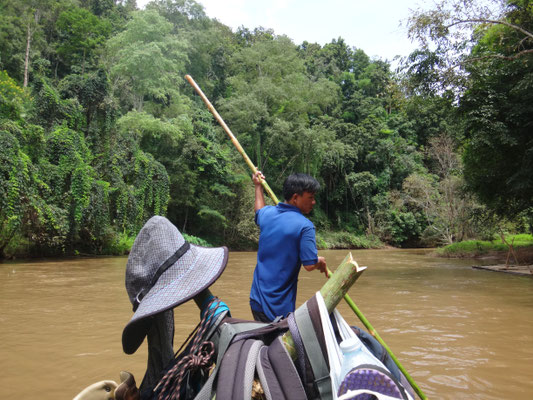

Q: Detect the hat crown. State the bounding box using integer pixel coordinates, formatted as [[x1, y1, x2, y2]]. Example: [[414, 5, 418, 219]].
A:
[[125, 216, 186, 304], [122, 215, 228, 354]]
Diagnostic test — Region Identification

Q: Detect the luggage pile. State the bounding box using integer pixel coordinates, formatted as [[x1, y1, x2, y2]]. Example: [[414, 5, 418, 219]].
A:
[[141, 293, 415, 400], [73, 217, 417, 400]]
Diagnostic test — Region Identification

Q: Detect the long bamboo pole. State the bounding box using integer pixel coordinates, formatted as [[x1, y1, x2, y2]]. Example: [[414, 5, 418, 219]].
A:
[[184, 75, 278, 202], [184, 74, 427, 400]]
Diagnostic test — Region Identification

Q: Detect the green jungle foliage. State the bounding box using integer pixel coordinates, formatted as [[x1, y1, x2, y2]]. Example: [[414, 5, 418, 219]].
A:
[[0, 0, 531, 258]]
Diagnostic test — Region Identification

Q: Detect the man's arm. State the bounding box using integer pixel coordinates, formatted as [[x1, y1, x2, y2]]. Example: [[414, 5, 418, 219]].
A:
[[303, 256, 327, 274], [252, 171, 266, 212]]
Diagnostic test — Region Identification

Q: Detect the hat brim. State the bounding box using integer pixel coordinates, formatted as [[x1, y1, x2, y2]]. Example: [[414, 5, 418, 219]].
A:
[[122, 244, 228, 354]]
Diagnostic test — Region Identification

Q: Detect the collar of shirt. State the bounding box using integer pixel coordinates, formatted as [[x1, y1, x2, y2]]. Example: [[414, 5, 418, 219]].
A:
[[276, 202, 302, 214]]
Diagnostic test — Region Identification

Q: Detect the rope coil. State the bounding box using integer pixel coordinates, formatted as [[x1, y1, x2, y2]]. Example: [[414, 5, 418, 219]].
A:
[[157, 297, 223, 400]]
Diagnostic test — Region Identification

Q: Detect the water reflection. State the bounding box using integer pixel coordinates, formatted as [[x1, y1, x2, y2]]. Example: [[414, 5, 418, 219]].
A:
[[1, 249, 532, 399]]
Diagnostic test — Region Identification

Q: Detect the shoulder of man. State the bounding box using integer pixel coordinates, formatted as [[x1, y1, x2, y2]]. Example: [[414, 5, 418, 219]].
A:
[[256, 204, 275, 214], [255, 204, 274, 225]]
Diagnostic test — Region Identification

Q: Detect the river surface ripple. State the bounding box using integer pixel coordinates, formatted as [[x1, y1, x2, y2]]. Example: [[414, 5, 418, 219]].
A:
[[1, 248, 532, 399]]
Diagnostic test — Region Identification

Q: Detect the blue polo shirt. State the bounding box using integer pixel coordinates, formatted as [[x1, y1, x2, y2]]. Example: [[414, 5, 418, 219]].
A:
[[250, 202, 318, 321]]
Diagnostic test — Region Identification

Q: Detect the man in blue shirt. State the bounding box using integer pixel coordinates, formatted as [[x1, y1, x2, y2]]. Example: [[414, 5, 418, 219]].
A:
[[250, 171, 327, 322]]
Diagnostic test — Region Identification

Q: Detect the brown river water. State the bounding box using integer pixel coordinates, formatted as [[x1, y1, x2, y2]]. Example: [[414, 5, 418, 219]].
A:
[[1, 249, 532, 399]]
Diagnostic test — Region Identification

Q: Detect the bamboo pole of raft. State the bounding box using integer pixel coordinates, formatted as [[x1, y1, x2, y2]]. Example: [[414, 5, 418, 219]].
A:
[[281, 252, 365, 356], [319, 252, 366, 311], [185, 74, 427, 400]]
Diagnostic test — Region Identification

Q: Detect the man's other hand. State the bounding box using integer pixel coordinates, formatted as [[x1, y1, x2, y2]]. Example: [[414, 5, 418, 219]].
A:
[[304, 256, 327, 274]]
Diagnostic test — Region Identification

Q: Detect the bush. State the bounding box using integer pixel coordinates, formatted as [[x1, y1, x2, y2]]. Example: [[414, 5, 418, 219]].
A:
[[0, 70, 29, 120], [437, 234, 533, 257], [437, 240, 499, 257], [1, 232, 31, 259], [375, 208, 423, 247], [184, 233, 213, 247], [505, 234, 533, 247], [103, 232, 136, 255]]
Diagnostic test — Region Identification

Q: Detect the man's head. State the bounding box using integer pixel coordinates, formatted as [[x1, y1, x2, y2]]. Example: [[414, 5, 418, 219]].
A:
[[283, 173, 320, 214]]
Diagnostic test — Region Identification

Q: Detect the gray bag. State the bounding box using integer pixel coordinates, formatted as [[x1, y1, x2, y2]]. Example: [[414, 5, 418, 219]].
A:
[[194, 318, 308, 400]]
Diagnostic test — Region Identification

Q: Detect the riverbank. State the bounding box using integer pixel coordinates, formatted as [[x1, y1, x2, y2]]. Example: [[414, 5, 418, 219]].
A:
[[436, 234, 533, 275], [316, 231, 384, 250]]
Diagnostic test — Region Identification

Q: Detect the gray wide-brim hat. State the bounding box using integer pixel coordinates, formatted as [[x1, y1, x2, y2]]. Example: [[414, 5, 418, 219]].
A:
[[122, 216, 228, 354]]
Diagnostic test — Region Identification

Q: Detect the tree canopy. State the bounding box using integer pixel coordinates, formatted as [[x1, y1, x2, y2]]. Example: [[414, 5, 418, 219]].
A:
[[0, 0, 531, 258], [407, 0, 533, 226]]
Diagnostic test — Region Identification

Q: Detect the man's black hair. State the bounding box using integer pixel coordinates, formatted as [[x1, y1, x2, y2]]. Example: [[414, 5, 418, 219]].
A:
[[283, 173, 320, 200]]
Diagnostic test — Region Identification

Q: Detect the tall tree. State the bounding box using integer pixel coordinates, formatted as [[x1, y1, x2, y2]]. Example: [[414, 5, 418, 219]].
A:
[[220, 35, 337, 186], [401, 134, 474, 245], [56, 6, 111, 74], [406, 0, 532, 93], [0, 0, 54, 85], [23, 2, 41, 86], [146, 0, 207, 29], [408, 0, 533, 223], [106, 9, 188, 112]]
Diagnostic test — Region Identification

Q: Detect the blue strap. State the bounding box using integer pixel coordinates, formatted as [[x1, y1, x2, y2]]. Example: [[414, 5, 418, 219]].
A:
[[200, 294, 231, 320]]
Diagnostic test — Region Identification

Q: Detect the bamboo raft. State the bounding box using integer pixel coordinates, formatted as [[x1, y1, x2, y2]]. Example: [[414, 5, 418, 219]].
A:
[[473, 264, 533, 275]]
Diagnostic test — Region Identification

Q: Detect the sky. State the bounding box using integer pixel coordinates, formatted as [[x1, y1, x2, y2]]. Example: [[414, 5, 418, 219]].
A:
[[137, 0, 429, 62]]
